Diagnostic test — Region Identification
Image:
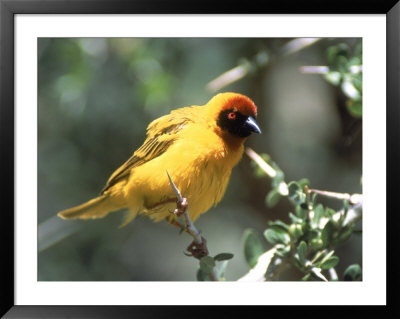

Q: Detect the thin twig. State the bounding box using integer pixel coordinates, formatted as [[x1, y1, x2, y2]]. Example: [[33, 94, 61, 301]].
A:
[[279, 38, 321, 56], [166, 171, 219, 281], [167, 171, 202, 245], [245, 147, 288, 196], [300, 65, 330, 74], [300, 65, 362, 74], [306, 186, 362, 205], [206, 38, 321, 93], [245, 147, 277, 178], [206, 63, 251, 93]]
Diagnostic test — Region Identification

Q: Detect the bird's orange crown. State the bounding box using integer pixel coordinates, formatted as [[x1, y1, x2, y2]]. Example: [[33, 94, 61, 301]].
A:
[[207, 92, 257, 118]]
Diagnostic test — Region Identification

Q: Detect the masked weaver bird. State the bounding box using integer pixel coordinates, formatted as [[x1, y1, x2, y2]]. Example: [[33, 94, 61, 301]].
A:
[[58, 92, 261, 227]]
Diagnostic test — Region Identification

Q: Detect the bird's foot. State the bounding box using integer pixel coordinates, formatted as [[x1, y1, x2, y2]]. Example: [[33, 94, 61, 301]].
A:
[[173, 197, 188, 217], [184, 237, 208, 259]]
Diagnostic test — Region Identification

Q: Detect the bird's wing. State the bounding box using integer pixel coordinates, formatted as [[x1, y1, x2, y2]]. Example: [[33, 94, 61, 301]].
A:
[[101, 107, 195, 194]]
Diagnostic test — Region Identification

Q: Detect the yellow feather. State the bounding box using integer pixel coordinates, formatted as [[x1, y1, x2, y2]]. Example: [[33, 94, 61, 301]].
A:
[[57, 92, 258, 226]]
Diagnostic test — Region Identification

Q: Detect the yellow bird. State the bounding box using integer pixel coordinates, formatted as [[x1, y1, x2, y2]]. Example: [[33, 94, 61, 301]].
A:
[[58, 92, 261, 226]]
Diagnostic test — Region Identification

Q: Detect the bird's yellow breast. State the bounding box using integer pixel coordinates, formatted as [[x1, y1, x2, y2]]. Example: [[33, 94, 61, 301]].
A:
[[123, 122, 244, 222]]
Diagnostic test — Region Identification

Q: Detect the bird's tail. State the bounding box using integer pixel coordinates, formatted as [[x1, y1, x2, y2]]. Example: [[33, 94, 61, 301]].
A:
[[58, 194, 124, 220]]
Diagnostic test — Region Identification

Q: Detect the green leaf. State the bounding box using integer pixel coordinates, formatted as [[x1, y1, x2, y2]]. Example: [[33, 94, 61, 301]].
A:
[[302, 273, 311, 281], [312, 204, 324, 227], [214, 253, 234, 261], [320, 256, 339, 270], [336, 224, 354, 243], [300, 202, 308, 210], [310, 238, 324, 250], [337, 56, 349, 73], [347, 56, 361, 67], [324, 207, 337, 218], [311, 249, 327, 264], [303, 229, 319, 242], [343, 264, 362, 281], [288, 181, 301, 199], [297, 241, 308, 265], [343, 199, 349, 214], [295, 204, 308, 220], [289, 212, 303, 224], [292, 255, 304, 270], [310, 193, 318, 209], [289, 224, 303, 240], [323, 71, 341, 85], [243, 229, 264, 268], [269, 220, 289, 231], [265, 189, 281, 208], [321, 220, 335, 247], [319, 250, 335, 264], [264, 227, 290, 245], [199, 256, 216, 274], [350, 72, 362, 91], [275, 244, 291, 258], [326, 43, 350, 66], [342, 79, 361, 99], [346, 99, 363, 118], [271, 169, 285, 189], [297, 178, 310, 190]]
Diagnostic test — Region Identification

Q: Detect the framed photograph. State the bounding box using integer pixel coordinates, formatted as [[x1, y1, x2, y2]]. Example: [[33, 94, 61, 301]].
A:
[[1, 0, 398, 317]]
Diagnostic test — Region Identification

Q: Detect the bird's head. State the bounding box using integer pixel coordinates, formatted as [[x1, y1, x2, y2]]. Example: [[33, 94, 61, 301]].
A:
[[206, 92, 261, 142]]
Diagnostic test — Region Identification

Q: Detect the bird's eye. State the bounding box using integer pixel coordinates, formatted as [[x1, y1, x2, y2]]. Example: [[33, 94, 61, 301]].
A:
[[228, 112, 236, 120]]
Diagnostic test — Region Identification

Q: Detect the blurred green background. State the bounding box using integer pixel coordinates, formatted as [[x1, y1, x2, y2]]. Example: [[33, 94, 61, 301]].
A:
[[38, 38, 362, 281]]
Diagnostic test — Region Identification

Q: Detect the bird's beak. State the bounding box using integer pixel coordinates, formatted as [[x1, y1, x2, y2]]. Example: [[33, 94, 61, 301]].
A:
[[246, 116, 262, 134]]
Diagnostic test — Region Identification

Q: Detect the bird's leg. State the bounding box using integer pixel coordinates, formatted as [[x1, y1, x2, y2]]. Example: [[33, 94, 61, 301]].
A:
[[173, 197, 188, 217], [165, 215, 186, 233]]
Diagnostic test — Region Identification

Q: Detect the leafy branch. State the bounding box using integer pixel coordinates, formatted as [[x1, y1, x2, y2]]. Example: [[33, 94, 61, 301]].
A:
[[300, 42, 363, 118], [240, 148, 362, 281]]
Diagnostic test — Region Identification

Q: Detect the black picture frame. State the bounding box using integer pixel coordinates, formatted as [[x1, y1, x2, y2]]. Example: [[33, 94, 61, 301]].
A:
[[1, 0, 399, 317]]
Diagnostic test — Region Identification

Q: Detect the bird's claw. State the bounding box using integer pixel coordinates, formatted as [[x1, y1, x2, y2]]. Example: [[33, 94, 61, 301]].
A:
[[184, 237, 208, 259], [174, 197, 188, 217]]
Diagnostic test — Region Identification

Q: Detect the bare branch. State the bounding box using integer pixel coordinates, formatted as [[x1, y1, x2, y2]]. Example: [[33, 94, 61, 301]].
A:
[[306, 186, 362, 205], [206, 38, 321, 93], [279, 38, 321, 56], [245, 147, 289, 195], [167, 171, 202, 245], [206, 63, 251, 93], [300, 65, 330, 74], [166, 171, 219, 281], [300, 64, 362, 74], [167, 170, 183, 202], [245, 147, 277, 178]]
